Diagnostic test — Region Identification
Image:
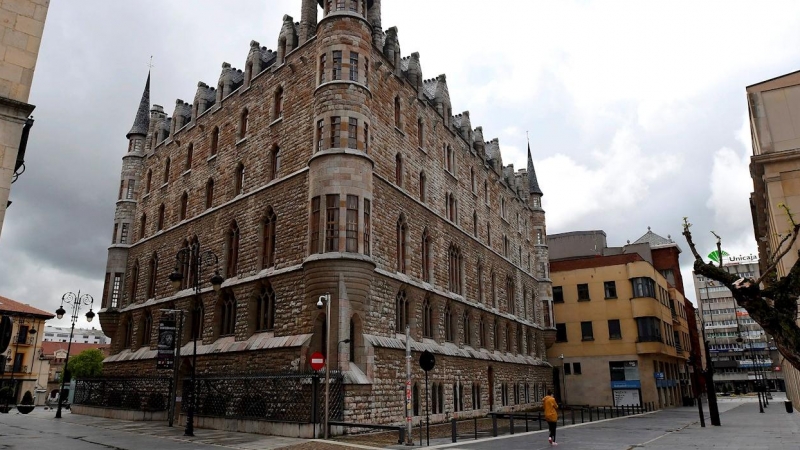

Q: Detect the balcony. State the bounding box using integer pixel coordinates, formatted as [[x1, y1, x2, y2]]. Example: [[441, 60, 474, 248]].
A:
[[631, 297, 662, 318], [1, 364, 28, 374], [636, 337, 664, 354], [12, 335, 34, 346]]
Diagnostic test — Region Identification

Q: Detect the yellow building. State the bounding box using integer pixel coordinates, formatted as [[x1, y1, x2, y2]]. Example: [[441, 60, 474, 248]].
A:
[[748, 69, 800, 408], [0, 294, 54, 404], [546, 231, 691, 408]]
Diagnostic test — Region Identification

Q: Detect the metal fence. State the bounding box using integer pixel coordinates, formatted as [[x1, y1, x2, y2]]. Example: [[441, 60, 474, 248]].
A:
[[181, 371, 344, 423], [74, 377, 172, 411]]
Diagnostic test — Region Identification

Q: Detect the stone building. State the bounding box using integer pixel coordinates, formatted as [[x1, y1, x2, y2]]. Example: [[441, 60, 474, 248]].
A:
[[98, 0, 555, 428], [546, 230, 692, 409], [0, 294, 53, 405], [0, 0, 49, 239], [748, 69, 800, 408]]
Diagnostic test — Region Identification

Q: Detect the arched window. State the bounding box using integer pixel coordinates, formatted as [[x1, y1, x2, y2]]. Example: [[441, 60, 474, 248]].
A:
[[491, 271, 497, 307], [188, 235, 199, 288], [527, 329, 534, 356], [479, 316, 486, 348], [395, 290, 409, 332], [516, 325, 523, 354], [522, 286, 528, 320], [139, 213, 147, 240], [239, 108, 249, 139], [146, 169, 152, 193], [191, 299, 204, 341], [205, 178, 214, 209], [147, 253, 158, 299], [269, 146, 280, 181], [470, 168, 475, 192], [419, 171, 426, 202], [226, 221, 240, 278], [394, 96, 401, 128], [473, 211, 478, 237], [141, 310, 153, 346], [319, 53, 327, 83], [413, 383, 420, 416], [263, 207, 277, 268], [487, 222, 492, 246], [445, 145, 453, 172], [163, 157, 171, 184], [477, 263, 484, 304], [129, 260, 139, 305], [220, 290, 237, 336], [349, 317, 356, 363], [395, 153, 403, 187], [157, 203, 165, 231], [274, 87, 284, 119], [210, 126, 219, 156], [447, 193, 456, 222], [417, 118, 424, 148], [505, 323, 511, 352], [396, 214, 407, 273], [124, 316, 133, 348], [506, 276, 515, 315], [256, 283, 276, 331], [421, 228, 431, 283], [235, 163, 245, 196], [448, 244, 463, 295], [472, 383, 481, 410], [179, 192, 188, 221], [431, 382, 439, 414], [422, 297, 433, 339], [179, 239, 190, 290], [444, 303, 454, 342], [463, 311, 471, 346]]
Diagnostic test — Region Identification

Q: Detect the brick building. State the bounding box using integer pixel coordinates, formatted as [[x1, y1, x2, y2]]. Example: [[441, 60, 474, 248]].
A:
[[98, 0, 554, 428]]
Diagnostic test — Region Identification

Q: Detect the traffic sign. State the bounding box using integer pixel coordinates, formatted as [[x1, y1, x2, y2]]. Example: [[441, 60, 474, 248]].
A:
[[310, 351, 325, 371]]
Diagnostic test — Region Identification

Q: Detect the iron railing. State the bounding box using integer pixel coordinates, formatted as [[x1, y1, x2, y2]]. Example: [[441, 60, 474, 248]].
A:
[[2, 364, 27, 373], [181, 371, 344, 423], [73, 377, 172, 411]]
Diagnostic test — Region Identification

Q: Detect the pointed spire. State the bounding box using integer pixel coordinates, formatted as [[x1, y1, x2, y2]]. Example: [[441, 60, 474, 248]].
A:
[[127, 71, 151, 138], [527, 140, 543, 196]]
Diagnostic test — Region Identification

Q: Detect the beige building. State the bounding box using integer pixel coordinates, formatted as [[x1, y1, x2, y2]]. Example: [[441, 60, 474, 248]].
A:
[[748, 69, 800, 407], [0, 0, 49, 240], [547, 231, 692, 409], [0, 294, 54, 404]]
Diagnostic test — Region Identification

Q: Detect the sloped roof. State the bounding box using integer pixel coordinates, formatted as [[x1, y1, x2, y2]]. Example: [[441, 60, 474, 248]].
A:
[[527, 142, 543, 195], [0, 295, 54, 318], [41, 341, 110, 357], [127, 72, 151, 138], [633, 227, 676, 249]]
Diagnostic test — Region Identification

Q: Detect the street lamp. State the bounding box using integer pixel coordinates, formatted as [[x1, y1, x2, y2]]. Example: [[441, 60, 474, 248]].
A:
[[3, 316, 37, 410], [54, 291, 94, 419], [317, 292, 332, 439], [167, 241, 223, 437], [558, 353, 567, 405]]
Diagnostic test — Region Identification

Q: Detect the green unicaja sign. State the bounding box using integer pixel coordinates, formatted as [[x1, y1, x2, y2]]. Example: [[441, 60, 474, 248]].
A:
[[707, 250, 729, 263]]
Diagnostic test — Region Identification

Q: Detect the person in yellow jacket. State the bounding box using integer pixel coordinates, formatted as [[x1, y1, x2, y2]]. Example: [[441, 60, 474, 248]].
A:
[[543, 390, 559, 446]]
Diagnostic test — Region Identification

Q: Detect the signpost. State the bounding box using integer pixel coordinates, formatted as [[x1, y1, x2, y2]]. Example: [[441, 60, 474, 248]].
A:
[[419, 350, 435, 446], [310, 352, 325, 371], [157, 316, 177, 370]]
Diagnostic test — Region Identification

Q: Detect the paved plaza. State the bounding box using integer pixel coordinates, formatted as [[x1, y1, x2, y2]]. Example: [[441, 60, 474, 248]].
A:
[[0, 396, 797, 449]]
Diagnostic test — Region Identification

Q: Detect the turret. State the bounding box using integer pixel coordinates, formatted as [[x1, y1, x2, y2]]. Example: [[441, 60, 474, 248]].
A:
[[216, 62, 244, 103], [192, 82, 216, 120], [383, 27, 401, 75], [527, 142, 543, 207], [277, 14, 299, 63], [298, 0, 318, 44], [170, 99, 191, 134]]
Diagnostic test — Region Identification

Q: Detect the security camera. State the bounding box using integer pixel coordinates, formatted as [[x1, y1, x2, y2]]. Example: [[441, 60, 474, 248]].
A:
[[317, 296, 325, 309]]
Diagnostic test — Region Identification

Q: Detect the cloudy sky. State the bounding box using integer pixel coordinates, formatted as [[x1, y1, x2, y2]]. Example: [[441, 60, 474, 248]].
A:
[[3, 0, 800, 329]]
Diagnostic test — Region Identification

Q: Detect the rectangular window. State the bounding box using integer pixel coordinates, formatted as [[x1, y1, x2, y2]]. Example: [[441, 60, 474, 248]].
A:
[[364, 57, 369, 87], [348, 118, 358, 149], [120, 223, 129, 244], [349, 52, 358, 81], [631, 277, 656, 298], [118, 180, 124, 199], [635, 316, 662, 342], [555, 323, 567, 342], [317, 119, 324, 152], [536, 230, 543, 245], [363, 199, 371, 256], [111, 273, 122, 308], [564, 362, 572, 375], [577, 283, 590, 301], [126, 180, 135, 199], [363, 123, 369, 153], [608, 319, 622, 339], [604, 281, 617, 299], [553, 286, 564, 303], [581, 321, 594, 341], [319, 53, 326, 83], [325, 194, 340, 252], [330, 116, 341, 148], [332, 50, 342, 80], [310, 197, 321, 254], [112, 223, 118, 244], [346, 195, 358, 252], [573, 362, 582, 375]]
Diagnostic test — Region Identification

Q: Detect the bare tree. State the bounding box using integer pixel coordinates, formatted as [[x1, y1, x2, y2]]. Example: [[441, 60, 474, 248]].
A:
[[682, 211, 800, 372]]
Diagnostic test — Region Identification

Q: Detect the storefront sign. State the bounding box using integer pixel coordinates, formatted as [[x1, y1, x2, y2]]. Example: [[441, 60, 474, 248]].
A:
[[610, 380, 641, 389], [653, 372, 665, 380]]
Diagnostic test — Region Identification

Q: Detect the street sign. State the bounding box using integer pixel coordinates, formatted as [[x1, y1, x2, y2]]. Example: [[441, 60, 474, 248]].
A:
[[310, 351, 325, 371], [157, 316, 177, 370], [420, 350, 435, 372]]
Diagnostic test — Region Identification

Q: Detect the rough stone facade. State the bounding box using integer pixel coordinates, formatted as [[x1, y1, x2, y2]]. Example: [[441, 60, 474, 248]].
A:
[[99, 0, 555, 427]]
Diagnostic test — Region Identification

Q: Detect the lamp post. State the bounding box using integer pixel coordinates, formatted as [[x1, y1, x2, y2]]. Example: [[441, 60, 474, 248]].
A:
[[4, 316, 37, 409], [168, 241, 223, 437], [54, 291, 95, 419], [558, 353, 567, 405], [316, 293, 332, 439]]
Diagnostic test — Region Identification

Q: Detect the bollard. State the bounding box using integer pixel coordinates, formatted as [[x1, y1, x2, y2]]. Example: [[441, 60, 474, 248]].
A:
[[571, 408, 575, 425], [581, 408, 584, 423], [492, 414, 498, 437], [589, 407, 593, 422], [451, 417, 457, 443], [525, 412, 529, 432], [538, 412, 542, 430], [474, 416, 478, 440], [604, 406, 607, 419], [510, 415, 515, 435]]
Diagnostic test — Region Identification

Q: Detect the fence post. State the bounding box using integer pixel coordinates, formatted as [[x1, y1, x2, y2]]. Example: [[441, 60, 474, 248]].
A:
[[451, 417, 457, 443], [510, 415, 515, 434], [525, 412, 529, 432], [492, 414, 498, 437], [538, 412, 542, 430]]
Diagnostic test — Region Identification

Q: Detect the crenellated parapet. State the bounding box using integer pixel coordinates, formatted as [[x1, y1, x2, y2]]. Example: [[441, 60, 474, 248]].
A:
[[216, 62, 244, 102], [170, 99, 191, 135], [473, 126, 485, 157], [192, 81, 216, 119], [400, 52, 422, 94], [277, 14, 299, 64], [245, 40, 277, 86], [382, 26, 400, 75], [452, 110, 472, 144], [484, 137, 502, 173], [422, 74, 452, 128]]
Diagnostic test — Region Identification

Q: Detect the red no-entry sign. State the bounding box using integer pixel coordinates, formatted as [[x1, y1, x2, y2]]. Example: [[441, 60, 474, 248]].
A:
[[310, 351, 325, 371]]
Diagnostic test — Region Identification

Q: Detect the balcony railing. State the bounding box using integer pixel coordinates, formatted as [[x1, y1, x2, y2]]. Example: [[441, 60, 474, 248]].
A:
[[12, 335, 34, 346], [2, 364, 28, 374]]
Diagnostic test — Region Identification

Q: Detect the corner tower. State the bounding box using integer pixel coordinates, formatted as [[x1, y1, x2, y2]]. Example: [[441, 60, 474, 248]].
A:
[[98, 73, 150, 338], [527, 142, 554, 347], [305, 0, 380, 374]]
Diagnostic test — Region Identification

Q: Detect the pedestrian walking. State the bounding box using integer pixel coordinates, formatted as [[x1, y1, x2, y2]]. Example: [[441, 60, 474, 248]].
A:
[[543, 389, 559, 446]]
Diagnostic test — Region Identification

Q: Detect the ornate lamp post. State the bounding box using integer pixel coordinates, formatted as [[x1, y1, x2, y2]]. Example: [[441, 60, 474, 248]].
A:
[[3, 316, 37, 409], [54, 291, 94, 418], [168, 241, 223, 437]]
